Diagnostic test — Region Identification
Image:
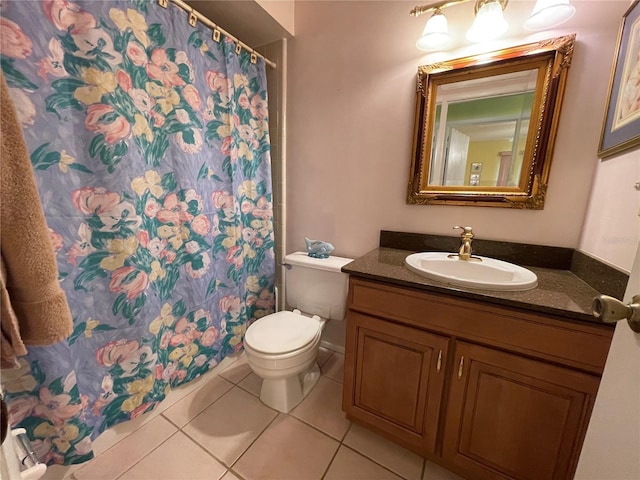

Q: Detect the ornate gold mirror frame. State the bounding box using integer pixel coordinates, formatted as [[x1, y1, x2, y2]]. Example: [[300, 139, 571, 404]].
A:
[[407, 34, 575, 209]]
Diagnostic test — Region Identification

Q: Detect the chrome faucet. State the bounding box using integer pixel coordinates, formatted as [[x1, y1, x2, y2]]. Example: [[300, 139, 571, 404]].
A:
[[449, 225, 480, 261]]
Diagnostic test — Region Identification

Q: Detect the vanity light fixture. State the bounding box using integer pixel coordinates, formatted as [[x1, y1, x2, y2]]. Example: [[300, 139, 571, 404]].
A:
[[411, 0, 576, 51]]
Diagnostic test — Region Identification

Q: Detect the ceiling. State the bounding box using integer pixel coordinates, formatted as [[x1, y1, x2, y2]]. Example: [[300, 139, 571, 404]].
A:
[[184, 0, 291, 47]]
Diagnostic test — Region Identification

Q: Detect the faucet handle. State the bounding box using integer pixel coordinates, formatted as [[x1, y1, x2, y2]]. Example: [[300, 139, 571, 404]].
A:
[[453, 225, 473, 236]]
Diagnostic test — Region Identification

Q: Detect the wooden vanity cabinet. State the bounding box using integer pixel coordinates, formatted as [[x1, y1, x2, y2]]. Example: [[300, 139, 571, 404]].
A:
[[342, 277, 613, 480]]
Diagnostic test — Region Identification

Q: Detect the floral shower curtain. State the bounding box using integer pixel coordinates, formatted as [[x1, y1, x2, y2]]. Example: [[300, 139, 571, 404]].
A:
[[0, 0, 274, 465]]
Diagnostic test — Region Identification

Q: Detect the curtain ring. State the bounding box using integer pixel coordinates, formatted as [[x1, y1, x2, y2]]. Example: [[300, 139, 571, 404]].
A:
[[235, 43, 242, 55], [250, 53, 257, 64], [188, 10, 198, 27], [212, 29, 221, 42], [158, 0, 168, 8]]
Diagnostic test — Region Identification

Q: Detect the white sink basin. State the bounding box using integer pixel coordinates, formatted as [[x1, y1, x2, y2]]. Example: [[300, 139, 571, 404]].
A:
[[405, 252, 538, 291]]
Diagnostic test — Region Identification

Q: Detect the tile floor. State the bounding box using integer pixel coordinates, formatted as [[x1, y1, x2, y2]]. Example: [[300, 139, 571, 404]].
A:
[[41, 349, 464, 480]]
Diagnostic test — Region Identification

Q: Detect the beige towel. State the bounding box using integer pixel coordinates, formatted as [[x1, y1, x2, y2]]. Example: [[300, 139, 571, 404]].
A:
[[0, 73, 73, 369]]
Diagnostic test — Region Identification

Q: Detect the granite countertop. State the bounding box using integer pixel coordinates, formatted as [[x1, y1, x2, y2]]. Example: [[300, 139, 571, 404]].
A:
[[342, 247, 611, 325]]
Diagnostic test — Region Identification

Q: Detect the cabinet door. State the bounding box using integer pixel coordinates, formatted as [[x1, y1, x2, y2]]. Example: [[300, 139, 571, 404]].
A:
[[343, 311, 450, 455], [443, 341, 600, 480]]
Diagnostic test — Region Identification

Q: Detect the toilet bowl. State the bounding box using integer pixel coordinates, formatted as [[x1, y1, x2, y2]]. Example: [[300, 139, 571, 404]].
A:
[[243, 252, 353, 413], [244, 310, 325, 413], [244, 310, 324, 413]]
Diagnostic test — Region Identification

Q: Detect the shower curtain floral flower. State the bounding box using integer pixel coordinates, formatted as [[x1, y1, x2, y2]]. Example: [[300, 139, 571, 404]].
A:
[[0, 0, 274, 465]]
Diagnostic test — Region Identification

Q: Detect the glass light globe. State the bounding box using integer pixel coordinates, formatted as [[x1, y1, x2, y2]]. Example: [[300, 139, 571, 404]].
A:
[[416, 11, 449, 51], [525, 0, 576, 30], [466, 0, 508, 43]]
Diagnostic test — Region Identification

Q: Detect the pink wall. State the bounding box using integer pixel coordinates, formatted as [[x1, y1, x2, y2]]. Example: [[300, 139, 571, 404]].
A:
[[287, 1, 630, 259]]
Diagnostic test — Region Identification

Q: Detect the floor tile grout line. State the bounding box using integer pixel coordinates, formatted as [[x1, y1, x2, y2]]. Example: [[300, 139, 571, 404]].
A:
[[339, 443, 417, 480], [159, 377, 235, 429], [179, 427, 234, 471], [225, 410, 281, 471], [218, 357, 253, 386], [317, 350, 335, 369], [219, 368, 253, 385], [288, 407, 351, 443], [222, 355, 363, 480], [340, 421, 354, 444], [225, 467, 247, 480], [174, 385, 279, 471], [72, 412, 175, 479], [315, 419, 421, 480], [223, 410, 345, 480], [320, 373, 343, 387], [235, 378, 260, 397], [181, 428, 243, 478], [80, 406, 165, 461], [175, 406, 270, 480], [339, 423, 424, 480], [222, 390, 421, 480], [160, 411, 182, 430], [319, 439, 343, 480], [112, 429, 182, 480], [216, 377, 353, 475]]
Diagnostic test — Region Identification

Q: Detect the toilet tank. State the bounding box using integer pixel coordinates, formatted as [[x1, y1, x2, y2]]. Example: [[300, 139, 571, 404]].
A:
[[284, 252, 353, 320]]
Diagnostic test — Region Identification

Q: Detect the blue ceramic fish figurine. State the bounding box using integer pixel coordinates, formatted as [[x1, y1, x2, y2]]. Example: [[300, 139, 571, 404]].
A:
[[305, 237, 335, 259]]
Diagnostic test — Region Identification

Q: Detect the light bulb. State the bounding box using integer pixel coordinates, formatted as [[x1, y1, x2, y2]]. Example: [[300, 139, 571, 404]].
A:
[[416, 10, 449, 51], [466, 0, 508, 43], [525, 0, 576, 30]]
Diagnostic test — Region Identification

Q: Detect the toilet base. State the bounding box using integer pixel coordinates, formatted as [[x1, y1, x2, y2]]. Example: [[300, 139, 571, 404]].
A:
[[259, 362, 321, 413]]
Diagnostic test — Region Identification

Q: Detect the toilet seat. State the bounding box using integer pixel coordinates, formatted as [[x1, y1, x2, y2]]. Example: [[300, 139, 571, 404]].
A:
[[244, 332, 322, 378], [244, 311, 321, 355]]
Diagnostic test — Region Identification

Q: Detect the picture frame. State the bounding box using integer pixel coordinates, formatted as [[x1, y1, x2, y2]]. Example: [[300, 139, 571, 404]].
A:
[[470, 162, 482, 173], [598, 0, 640, 159]]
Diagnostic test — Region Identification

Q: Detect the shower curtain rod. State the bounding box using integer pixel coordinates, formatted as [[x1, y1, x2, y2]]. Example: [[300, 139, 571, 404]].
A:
[[160, 0, 277, 69]]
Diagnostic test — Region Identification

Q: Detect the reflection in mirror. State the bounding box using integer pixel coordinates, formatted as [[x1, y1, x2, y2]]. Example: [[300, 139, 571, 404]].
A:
[[408, 35, 575, 209], [430, 70, 536, 188]]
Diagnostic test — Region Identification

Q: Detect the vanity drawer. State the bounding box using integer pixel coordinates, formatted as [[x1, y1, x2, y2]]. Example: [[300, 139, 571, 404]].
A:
[[348, 277, 612, 375]]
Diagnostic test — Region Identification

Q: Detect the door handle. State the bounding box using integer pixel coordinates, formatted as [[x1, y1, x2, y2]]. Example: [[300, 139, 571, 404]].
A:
[[436, 350, 442, 373], [457, 356, 464, 380], [592, 295, 640, 333]]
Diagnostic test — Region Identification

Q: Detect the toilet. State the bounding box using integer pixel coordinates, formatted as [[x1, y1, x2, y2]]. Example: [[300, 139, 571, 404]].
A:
[[243, 251, 353, 413]]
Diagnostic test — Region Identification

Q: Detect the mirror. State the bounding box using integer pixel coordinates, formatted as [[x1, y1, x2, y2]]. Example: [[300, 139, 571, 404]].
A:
[[407, 34, 575, 209]]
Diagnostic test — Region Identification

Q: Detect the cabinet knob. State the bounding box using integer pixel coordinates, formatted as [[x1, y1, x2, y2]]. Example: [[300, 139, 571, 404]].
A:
[[457, 356, 464, 380], [592, 295, 640, 333]]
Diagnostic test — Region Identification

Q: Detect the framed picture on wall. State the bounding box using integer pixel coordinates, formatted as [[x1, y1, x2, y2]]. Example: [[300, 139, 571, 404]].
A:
[[598, 0, 640, 159], [470, 162, 482, 173]]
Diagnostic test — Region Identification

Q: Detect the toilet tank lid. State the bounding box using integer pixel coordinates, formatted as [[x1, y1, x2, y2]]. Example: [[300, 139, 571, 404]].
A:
[[284, 252, 353, 273]]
